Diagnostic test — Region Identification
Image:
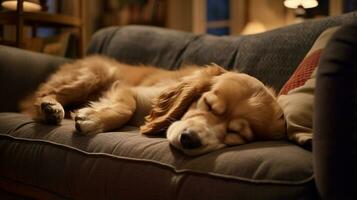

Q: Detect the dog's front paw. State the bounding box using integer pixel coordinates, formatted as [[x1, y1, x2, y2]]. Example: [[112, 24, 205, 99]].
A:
[[290, 133, 312, 150], [38, 102, 65, 124], [74, 108, 103, 135]]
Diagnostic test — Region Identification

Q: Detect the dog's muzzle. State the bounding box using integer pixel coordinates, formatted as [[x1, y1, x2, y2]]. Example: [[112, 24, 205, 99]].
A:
[[179, 129, 202, 149]]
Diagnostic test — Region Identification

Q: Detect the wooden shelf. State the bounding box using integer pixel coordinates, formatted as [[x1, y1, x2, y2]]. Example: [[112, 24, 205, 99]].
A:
[[0, 40, 17, 46], [0, 0, 85, 57], [0, 11, 81, 27]]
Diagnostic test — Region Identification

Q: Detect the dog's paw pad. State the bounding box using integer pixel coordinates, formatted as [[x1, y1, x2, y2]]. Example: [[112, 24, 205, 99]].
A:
[[40, 102, 64, 124], [74, 111, 103, 135]]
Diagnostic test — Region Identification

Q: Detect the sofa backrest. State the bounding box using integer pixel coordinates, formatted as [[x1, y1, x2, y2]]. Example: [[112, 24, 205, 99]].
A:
[[87, 11, 357, 90]]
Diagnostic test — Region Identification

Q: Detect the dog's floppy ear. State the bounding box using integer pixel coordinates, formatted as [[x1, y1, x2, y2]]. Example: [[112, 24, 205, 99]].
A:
[[140, 64, 226, 135]]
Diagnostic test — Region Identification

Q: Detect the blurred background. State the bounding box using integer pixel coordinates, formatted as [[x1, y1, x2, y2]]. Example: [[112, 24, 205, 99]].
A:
[[0, 0, 356, 58]]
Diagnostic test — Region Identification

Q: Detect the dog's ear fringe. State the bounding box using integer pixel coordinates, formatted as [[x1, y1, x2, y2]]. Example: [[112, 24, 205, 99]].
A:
[[140, 65, 226, 135], [266, 86, 277, 97], [205, 63, 227, 75], [140, 81, 206, 135], [145, 82, 186, 121]]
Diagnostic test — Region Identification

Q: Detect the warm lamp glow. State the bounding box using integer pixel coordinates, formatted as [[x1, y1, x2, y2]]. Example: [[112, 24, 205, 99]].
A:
[[1, 0, 41, 12], [241, 21, 266, 35], [284, 0, 318, 9]]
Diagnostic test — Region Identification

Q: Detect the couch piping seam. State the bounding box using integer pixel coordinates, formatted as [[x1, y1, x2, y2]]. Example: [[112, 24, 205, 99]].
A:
[[0, 133, 314, 185]]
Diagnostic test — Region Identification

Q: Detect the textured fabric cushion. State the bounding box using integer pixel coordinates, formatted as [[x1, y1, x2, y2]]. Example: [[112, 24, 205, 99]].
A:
[[87, 26, 196, 70], [0, 113, 316, 200], [278, 27, 340, 147], [0, 45, 70, 112], [279, 49, 323, 95], [278, 70, 317, 147], [87, 12, 357, 91]]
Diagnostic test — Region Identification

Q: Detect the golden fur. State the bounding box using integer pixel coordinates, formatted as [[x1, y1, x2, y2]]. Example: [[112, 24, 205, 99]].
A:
[[20, 55, 286, 155]]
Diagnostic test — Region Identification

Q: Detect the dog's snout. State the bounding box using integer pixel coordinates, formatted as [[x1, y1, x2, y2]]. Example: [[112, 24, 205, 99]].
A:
[[180, 130, 202, 149]]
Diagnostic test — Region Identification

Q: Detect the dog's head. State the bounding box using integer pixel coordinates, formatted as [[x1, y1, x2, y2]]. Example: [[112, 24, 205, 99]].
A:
[[140, 65, 285, 156]]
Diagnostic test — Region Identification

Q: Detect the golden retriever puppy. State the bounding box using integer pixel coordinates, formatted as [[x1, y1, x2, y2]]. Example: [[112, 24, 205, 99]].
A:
[[20, 55, 285, 156]]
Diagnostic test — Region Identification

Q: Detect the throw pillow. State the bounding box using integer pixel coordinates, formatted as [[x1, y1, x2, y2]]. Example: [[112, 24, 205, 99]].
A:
[[279, 49, 322, 95], [278, 27, 340, 149]]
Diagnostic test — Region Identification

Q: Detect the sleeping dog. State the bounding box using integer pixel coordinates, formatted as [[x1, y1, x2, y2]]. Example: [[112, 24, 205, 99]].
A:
[[20, 55, 285, 156]]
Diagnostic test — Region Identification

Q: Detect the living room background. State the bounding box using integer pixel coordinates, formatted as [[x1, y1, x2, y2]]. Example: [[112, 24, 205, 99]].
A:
[[0, 0, 355, 58]]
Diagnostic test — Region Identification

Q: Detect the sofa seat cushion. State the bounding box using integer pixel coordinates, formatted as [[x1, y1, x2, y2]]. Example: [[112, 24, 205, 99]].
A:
[[0, 113, 316, 199]]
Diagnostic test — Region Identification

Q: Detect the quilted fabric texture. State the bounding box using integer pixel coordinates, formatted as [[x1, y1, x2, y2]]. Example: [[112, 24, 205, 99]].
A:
[[279, 49, 323, 95]]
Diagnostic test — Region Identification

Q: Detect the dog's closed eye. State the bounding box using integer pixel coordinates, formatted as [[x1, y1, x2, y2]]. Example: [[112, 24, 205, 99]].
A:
[[198, 93, 226, 115]]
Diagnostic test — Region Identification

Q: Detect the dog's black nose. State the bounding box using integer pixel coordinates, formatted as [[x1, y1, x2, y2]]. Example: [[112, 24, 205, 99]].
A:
[[180, 130, 202, 149]]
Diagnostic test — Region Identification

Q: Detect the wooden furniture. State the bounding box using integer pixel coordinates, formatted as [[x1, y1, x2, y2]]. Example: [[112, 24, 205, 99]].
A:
[[0, 0, 85, 57], [166, 0, 248, 35], [101, 0, 167, 28]]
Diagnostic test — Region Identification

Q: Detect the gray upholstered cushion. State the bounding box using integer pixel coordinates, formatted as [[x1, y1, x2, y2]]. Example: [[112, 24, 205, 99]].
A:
[[0, 113, 316, 199], [0, 45, 70, 112], [87, 12, 357, 90]]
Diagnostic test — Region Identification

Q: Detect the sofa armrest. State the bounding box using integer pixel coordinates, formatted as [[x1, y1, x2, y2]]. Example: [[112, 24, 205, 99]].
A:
[[314, 22, 357, 199], [0, 45, 71, 112]]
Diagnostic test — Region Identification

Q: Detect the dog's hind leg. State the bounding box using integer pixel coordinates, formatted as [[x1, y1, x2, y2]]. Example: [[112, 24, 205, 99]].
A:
[[74, 85, 136, 135], [20, 57, 117, 124]]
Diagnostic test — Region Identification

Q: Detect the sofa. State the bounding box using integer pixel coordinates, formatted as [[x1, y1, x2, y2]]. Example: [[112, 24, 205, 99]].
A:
[[0, 11, 356, 200]]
